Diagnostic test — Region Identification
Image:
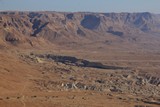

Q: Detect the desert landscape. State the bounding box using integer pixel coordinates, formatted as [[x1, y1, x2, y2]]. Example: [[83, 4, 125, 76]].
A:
[[0, 11, 160, 107]]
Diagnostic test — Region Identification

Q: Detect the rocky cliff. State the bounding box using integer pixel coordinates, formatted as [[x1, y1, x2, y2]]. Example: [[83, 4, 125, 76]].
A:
[[0, 11, 160, 49]]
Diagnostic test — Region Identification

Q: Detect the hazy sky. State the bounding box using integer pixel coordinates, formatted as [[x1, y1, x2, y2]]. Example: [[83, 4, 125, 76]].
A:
[[0, 0, 160, 13]]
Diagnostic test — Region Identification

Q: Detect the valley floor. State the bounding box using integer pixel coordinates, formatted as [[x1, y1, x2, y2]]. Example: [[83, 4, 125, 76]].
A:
[[0, 48, 160, 107]]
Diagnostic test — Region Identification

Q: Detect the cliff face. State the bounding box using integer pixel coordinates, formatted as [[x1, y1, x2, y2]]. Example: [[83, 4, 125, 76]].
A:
[[0, 12, 160, 48]]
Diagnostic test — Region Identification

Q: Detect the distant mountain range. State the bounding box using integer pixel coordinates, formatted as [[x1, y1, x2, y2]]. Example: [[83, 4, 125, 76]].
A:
[[0, 11, 160, 50]]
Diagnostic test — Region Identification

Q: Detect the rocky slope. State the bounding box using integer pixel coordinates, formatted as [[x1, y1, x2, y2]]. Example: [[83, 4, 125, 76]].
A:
[[0, 11, 160, 49]]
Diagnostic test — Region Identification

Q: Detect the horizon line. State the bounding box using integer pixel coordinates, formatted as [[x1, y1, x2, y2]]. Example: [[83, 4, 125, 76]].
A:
[[0, 10, 159, 14]]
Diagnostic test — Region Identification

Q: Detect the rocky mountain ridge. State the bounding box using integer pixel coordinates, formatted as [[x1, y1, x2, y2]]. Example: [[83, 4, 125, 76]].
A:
[[0, 11, 160, 48]]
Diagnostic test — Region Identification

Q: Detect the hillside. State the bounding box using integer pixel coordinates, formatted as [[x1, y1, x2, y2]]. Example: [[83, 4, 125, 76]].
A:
[[0, 12, 160, 107], [0, 12, 160, 50]]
